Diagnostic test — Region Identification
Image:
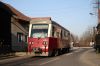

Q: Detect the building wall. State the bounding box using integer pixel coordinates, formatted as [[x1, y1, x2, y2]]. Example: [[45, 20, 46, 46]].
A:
[[0, 2, 30, 53], [11, 17, 29, 51]]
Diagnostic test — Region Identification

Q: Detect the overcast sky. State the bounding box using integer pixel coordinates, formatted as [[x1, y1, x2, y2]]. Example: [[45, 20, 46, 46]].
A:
[[2, 0, 97, 37]]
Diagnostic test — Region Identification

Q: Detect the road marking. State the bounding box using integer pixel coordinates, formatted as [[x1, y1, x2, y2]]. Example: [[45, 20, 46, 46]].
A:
[[74, 51, 80, 53], [65, 48, 84, 56], [39, 58, 59, 65], [74, 49, 83, 53], [66, 53, 73, 56]]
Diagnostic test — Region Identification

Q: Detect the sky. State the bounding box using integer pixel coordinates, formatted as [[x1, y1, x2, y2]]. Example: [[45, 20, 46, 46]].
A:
[[1, 0, 97, 37]]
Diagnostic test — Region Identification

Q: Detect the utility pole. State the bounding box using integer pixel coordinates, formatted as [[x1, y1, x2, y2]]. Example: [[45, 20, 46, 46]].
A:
[[96, 0, 100, 34], [90, 0, 100, 23], [97, 0, 100, 23]]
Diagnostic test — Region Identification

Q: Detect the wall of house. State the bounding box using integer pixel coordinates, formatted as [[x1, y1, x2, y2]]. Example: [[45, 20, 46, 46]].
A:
[[11, 17, 29, 52], [0, 2, 30, 53]]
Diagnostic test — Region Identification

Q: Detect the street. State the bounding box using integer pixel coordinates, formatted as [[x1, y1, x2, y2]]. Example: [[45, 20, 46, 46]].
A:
[[0, 48, 95, 66], [1, 0, 100, 66]]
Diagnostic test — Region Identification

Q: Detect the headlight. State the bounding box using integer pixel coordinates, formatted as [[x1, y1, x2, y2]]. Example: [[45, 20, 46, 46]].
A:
[[29, 42, 31, 44], [32, 42, 34, 44], [41, 46, 48, 49], [29, 41, 34, 44], [43, 41, 48, 45]]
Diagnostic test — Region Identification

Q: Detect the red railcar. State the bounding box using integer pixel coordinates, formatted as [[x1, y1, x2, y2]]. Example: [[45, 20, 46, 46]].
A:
[[28, 17, 71, 56]]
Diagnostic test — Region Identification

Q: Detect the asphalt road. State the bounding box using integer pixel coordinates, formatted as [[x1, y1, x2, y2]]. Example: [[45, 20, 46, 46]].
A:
[[1, 48, 91, 66]]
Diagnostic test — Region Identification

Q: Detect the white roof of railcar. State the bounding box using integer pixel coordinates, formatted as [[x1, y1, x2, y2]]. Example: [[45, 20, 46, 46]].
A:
[[31, 17, 70, 33]]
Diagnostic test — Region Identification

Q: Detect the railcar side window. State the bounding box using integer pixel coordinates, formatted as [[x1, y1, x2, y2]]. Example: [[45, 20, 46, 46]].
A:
[[52, 26, 61, 38], [57, 32, 60, 38], [61, 30, 62, 38], [52, 26, 55, 37]]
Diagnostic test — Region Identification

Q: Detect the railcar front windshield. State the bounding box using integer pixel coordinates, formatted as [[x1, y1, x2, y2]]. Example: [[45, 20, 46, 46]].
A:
[[31, 24, 48, 38]]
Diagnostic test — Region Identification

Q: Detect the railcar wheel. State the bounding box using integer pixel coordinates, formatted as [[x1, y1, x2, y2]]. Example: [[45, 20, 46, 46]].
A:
[[48, 51, 54, 57], [54, 50, 59, 56]]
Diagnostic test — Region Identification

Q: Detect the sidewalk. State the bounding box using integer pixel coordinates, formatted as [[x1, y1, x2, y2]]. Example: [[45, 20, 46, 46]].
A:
[[80, 48, 100, 66], [0, 52, 34, 64]]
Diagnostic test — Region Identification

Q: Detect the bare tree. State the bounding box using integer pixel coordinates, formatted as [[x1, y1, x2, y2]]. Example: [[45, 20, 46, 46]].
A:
[[79, 26, 96, 47]]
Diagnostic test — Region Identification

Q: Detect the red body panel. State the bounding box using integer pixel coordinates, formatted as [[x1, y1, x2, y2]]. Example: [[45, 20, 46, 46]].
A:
[[28, 37, 58, 53], [48, 37, 58, 51], [28, 37, 70, 56]]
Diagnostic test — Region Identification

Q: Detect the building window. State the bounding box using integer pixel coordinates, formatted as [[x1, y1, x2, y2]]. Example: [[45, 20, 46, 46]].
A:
[[17, 32, 23, 42]]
